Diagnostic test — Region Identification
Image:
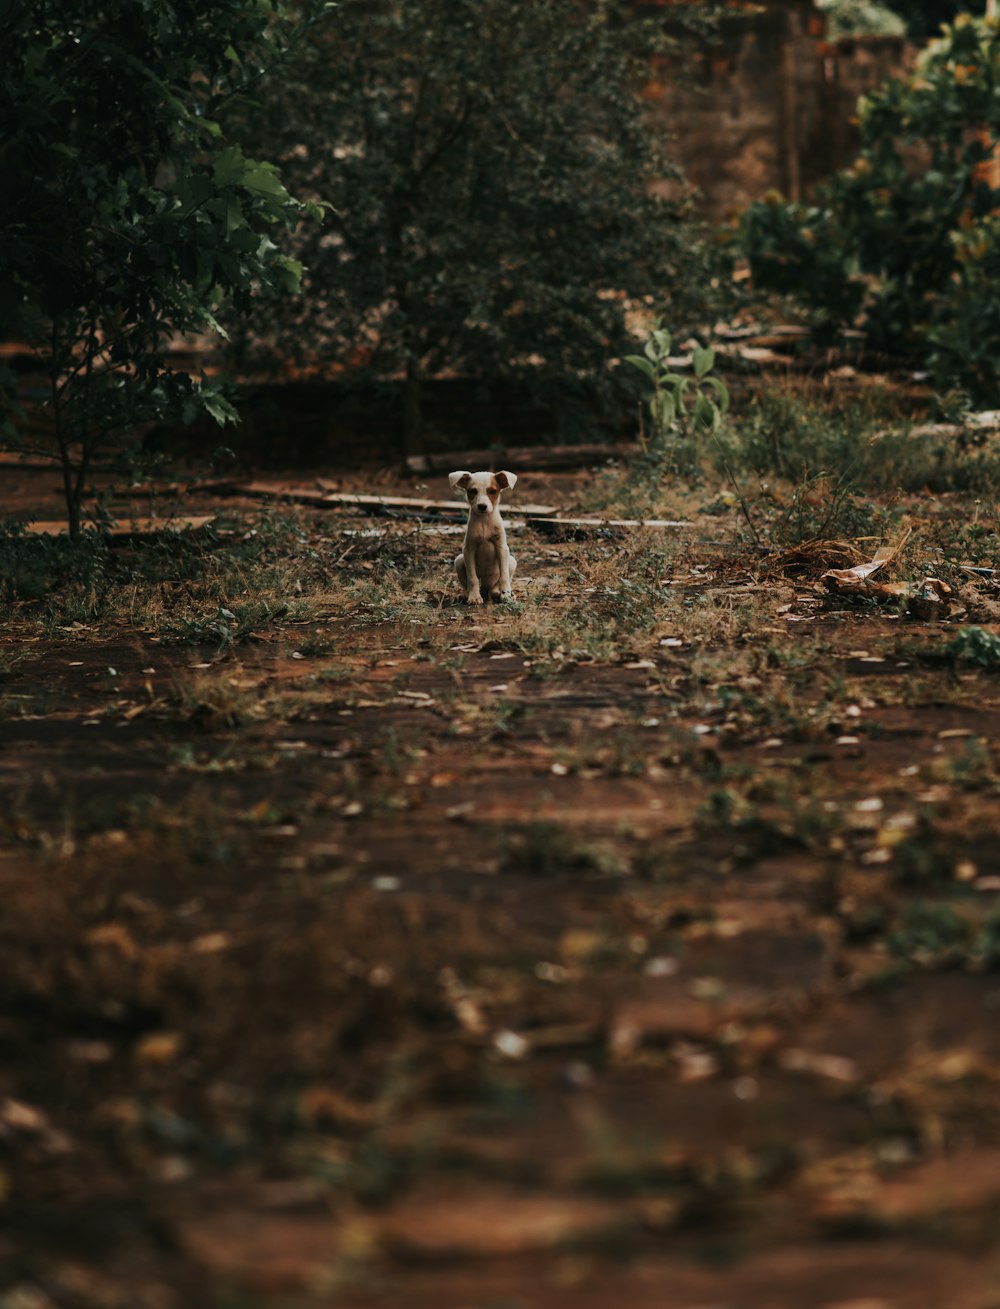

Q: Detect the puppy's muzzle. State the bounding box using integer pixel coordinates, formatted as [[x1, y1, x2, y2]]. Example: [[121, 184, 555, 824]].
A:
[[476, 502, 489, 513]]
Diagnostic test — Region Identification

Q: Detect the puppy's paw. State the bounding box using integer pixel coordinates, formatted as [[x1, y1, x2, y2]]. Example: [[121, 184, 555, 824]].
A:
[[466, 592, 484, 606]]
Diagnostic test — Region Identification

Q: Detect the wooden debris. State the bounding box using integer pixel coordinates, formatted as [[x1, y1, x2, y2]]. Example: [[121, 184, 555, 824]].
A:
[[905, 577, 953, 620], [530, 515, 691, 537], [768, 539, 869, 578], [234, 481, 338, 507], [23, 515, 215, 538], [341, 521, 525, 539], [112, 478, 238, 499], [820, 530, 912, 591], [319, 490, 556, 516], [233, 483, 556, 517], [379, 1189, 629, 1258], [872, 413, 1000, 441], [406, 442, 640, 475]]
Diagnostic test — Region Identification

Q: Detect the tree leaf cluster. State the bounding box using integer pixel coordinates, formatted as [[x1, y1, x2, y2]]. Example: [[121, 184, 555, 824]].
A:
[[1, 0, 332, 535], [739, 14, 1000, 404], [224, 0, 727, 453]]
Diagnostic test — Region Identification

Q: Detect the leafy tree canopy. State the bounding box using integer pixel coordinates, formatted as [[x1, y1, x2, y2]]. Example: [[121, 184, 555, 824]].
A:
[[225, 0, 727, 454], [1, 0, 331, 536], [882, 0, 967, 40], [817, 0, 906, 40], [740, 14, 1000, 402]]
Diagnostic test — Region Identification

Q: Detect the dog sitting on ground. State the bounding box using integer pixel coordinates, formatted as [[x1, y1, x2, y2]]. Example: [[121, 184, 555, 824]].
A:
[[448, 469, 518, 604]]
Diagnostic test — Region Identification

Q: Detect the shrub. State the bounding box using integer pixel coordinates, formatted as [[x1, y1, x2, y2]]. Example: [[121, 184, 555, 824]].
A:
[[223, 0, 727, 455], [817, 0, 905, 40], [740, 16, 1000, 403], [0, 2, 330, 536]]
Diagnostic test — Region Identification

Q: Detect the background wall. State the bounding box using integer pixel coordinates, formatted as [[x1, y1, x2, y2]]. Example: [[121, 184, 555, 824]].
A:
[[643, 0, 913, 218]]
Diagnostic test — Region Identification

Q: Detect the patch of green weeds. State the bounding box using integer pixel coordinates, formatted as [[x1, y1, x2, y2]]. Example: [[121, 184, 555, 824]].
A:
[[490, 699, 524, 736], [0, 649, 28, 682], [309, 664, 354, 688], [371, 727, 425, 775], [884, 899, 1000, 972], [0, 688, 61, 718], [164, 669, 261, 730], [295, 631, 337, 657], [695, 780, 832, 860], [550, 728, 650, 779], [893, 817, 955, 886], [971, 912, 1000, 969], [501, 821, 626, 880], [944, 625, 1000, 670], [0, 522, 111, 607], [888, 901, 971, 964], [160, 599, 291, 649], [1, 510, 333, 636], [726, 385, 1000, 498], [936, 739, 998, 792], [706, 388, 961, 548], [167, 741, 250, 772]]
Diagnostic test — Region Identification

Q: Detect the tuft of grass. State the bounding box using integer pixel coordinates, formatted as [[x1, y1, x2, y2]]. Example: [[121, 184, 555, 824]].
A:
[[163, 666, 264, 731], [944, 626, 1000, 671], [501, 821, 627, 880]]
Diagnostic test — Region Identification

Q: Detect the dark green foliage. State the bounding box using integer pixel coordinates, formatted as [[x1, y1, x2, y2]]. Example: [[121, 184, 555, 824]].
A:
[[225, 0, 722, 454], [818, 0, 904, 40], [944, 625, 1000, 671], [1, 1, 330, 535], [888, 901, 970, 961], [740, 16, 1000, 402], [882, 0, 965, 39]]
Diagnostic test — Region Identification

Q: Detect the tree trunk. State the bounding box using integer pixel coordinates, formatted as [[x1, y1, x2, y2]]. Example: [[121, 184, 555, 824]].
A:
[[402, 359, 423, 464]]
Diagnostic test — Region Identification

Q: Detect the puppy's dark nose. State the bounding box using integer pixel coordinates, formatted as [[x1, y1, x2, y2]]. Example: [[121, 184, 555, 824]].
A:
[[477, 503, 488, 513]]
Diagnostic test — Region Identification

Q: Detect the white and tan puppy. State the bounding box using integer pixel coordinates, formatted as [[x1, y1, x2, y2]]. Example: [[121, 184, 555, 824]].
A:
[[448, 469, 518, 604]]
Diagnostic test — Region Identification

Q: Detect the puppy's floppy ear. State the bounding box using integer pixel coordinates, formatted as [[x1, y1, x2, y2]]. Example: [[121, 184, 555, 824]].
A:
[[494, 470, 517, 491], [449, 470, 473, 491]]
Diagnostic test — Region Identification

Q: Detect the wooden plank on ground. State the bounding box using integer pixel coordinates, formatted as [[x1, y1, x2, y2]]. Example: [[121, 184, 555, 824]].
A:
[[235, 481, 333, 506], [111, 479, 239, 499], [234, 482, 557, 517], [23, 515, 216, 538], [406, 443, 640, 475], [531, 516, 690, 536], [319, 491, 557, 516]]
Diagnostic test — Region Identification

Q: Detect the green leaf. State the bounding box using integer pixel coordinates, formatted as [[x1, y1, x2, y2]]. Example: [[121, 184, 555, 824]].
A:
[[213, 145, 247, 187], [201, 391, 239, 425], [652, 391, 676, 428], [225, 195, 245, 235], [700, 375, 730, 414], [693, 345, 715, 378], [693, 393, 721, 431], [200, 309, 231, 341], [624, 355, 655, 380], [271, 255, 304, 293], [241, 163, 289, 200], [176, 172, 215, 216]]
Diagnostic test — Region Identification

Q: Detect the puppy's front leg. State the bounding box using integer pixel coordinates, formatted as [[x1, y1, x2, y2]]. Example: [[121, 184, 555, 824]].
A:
[[463, 545, 484, 605], [496, 541, 514, 600]]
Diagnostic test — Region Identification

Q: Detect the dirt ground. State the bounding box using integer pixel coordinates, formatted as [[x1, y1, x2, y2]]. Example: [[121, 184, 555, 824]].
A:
[[4, 452, 1000, 1309]]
